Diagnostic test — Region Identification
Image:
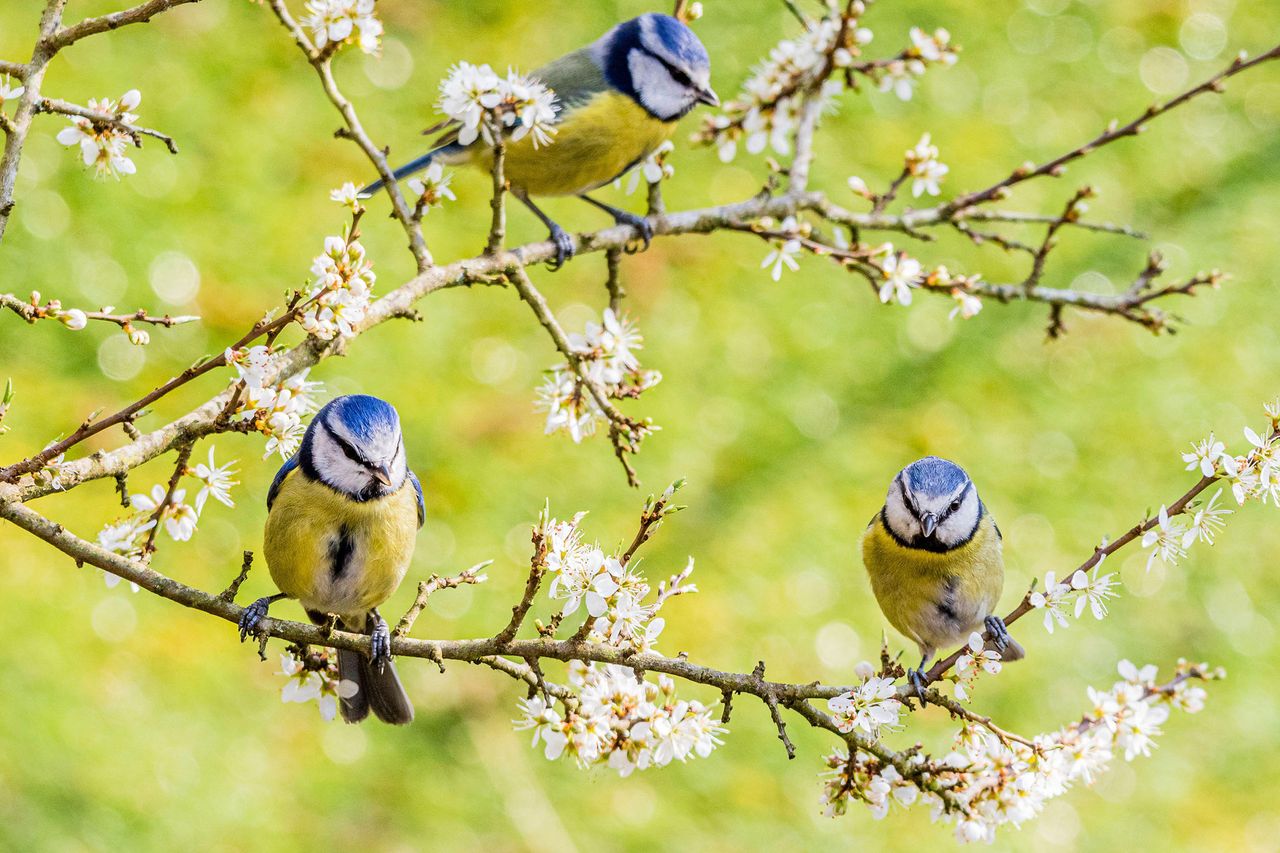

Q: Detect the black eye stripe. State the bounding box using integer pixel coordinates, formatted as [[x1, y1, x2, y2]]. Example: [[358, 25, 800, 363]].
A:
[[639, 46, 692, 87], [937, 481, 973, 523], [323, 420, 370, 468]]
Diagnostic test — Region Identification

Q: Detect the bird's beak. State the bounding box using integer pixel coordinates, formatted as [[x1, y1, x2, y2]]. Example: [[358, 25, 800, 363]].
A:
[[921, 512, 938, 538], [696, 86, 720, 108], [372, 465, 392, 487]]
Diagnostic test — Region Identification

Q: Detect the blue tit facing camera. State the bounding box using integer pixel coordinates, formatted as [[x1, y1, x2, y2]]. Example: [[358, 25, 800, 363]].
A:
[[360, 13, 718, 267], [861, 456, 1024, 701], [239, 394, 425, 725]]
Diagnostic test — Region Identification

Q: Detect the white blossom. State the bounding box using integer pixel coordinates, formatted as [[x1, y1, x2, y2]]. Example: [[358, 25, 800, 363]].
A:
[[828, 676, 903, 734], [1028, 569, 1072, 633], [1182, 432, 1226, 477], [949, 289, 983, 320], [0, 75, 23, 105], [130, 484, 199, 541], [300, 0, 382, 55], [278, 651, 359, 720], [1182, 488, 1230, 547], [406, 162, 456, 214], [876, 245, 922, 305], [515, 662, 724, 774], [190, 446, 238, 513], [905, 132, 949, 197], [58, 308, 88, 330], [1141, 506, 1187, 570], [300, 232, 375, 340], [438, 61, 558, 148], [329, 182, 360, 210], [761, 238, 802, 281], [1071, 564, 1119, 620], [623, 141, 675, 194], [535, 309, 659, 443], [55, 90, 142, 179]]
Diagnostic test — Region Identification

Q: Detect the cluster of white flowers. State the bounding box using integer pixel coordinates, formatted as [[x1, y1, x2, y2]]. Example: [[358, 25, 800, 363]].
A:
[[95, 446, 238, 584], [821, 660, 1214, 842], [875, 28, 959, 101], [904, 132, 948, 197], [278, 650, 358, 721], [56, 90, 142, 179], [300, 220, 376, 340], [700, 5, 871, 162], [1029, 564, 1120, 634], [515, 663, 725, 776], [437, 61, 558, 148], [405, 163, 456, 215], [1134, 409, 1280, 572], [622, 140, 675, 195], [535, 309, 660, 443], [539, 510, 692, 652], [226, 345, 325, 459], [300, 0, 382, 54], [828, 664, 903, 735]]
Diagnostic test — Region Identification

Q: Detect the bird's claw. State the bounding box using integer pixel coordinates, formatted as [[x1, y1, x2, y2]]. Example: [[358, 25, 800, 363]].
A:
[[908, 668, 929, 707], [613, 211, 653, 253], [984, 615, 1011, 654], [370, 616, 392, 675], [238, 596, 273, 642], [546, 224, 575, 270]]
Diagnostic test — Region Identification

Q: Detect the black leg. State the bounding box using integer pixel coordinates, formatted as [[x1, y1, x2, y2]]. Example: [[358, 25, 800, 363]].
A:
[[368, 608, 392, 675], [578, 195, 653, 252], [984, 614, 1011, 654], [516, 193, 574, 270], [238, 593, 287, 642]]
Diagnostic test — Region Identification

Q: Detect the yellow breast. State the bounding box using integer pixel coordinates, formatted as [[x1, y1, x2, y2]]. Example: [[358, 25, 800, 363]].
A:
[[860, 513, 1005, 655], [262, 470, 419, 622], [459, 92, 676, 197]]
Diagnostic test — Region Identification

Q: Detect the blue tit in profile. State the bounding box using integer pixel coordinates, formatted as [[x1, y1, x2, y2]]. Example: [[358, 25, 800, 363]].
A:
[[239, 394, 425, 725], [360, 13, 719, 267], [861, 456, 1024, 701]]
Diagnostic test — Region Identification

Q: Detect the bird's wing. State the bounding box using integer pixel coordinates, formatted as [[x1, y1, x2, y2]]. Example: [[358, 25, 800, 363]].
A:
[[430, 48, 607, 147], [266, 454, 300, 510], [409, 470, 426, 529]]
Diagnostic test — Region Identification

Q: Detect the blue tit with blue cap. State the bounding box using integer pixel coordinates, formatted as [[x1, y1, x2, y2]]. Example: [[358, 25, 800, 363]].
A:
[[861, 456, 1025, 702], [360, 12, 718, 268], [238, 394, 425, 725]]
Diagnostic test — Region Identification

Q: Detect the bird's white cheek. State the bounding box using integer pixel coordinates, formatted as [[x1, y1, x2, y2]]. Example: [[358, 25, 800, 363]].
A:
[[627, 50, 689, 120]]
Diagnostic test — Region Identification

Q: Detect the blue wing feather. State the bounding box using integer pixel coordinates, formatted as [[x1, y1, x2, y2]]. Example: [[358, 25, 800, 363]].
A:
[[409, 470, 425, 529], [266, 454, 300, 510]]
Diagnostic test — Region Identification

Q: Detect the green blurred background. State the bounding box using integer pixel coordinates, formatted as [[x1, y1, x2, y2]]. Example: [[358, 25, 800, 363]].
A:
[[2, 0, 1278, 849]]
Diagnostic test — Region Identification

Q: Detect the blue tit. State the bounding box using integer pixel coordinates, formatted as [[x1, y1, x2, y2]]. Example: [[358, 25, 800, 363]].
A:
[[238, 394, 425, 725], [360, 13, 718, 267], [860, 456, 1024, 701]]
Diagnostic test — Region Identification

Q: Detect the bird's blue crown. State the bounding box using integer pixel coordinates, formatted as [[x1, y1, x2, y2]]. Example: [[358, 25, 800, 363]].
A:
[[319, 394, 400, 439], [904, 456, 970, 497]]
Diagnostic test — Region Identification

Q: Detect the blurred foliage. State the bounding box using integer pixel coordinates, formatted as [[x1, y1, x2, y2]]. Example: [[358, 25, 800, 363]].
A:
[[2, 0, 1279, 850]]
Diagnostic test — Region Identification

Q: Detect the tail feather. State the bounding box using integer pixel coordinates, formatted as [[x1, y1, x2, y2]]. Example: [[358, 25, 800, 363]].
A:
[[337, 647, 372, 724], [358, 150, 439, 198], [359, 654, 415, 725]]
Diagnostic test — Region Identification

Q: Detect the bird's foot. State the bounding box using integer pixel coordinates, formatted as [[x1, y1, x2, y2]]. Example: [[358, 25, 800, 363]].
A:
[[612, 210, 653, 253], [907, 668, 929, 707], [369, 613, 392, 675], [984, 614, 1011, 655], [238, 596, 275, 642], [546, 224, 575, 270]]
